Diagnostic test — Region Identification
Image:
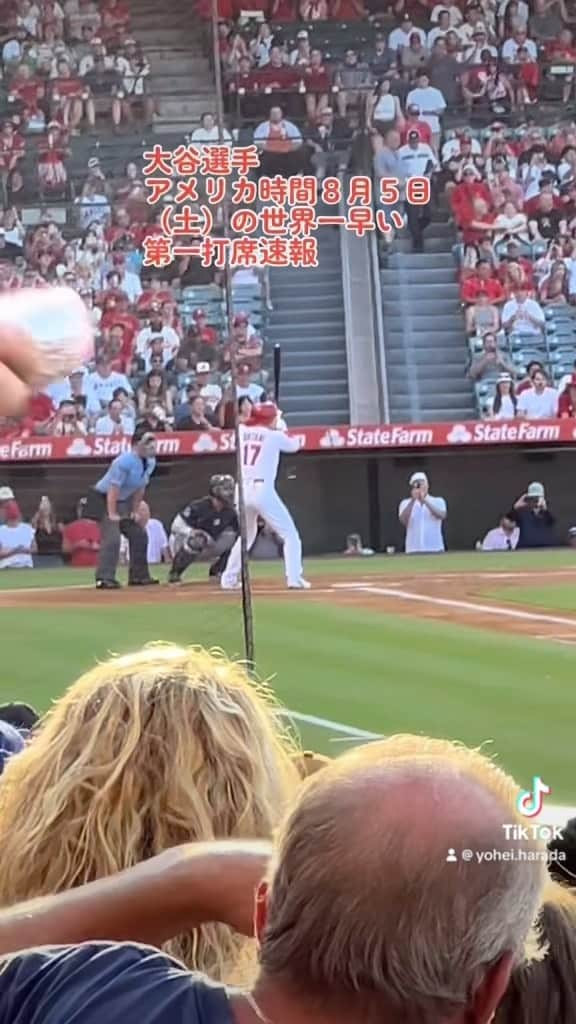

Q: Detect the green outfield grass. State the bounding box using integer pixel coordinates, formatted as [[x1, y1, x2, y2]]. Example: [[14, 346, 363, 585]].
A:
[[0, 552, 574, 801], [487, 582, 576, 613]]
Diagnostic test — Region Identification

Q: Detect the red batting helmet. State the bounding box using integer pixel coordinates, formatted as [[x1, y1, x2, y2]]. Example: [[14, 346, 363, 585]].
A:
[[247, 401, 278, 426]]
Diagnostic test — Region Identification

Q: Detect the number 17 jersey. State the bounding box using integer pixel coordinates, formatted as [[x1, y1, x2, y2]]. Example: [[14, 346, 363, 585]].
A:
[[239, 424, 301, 487]]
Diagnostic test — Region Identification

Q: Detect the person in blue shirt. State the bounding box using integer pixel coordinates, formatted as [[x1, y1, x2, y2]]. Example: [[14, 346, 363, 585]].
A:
[[90, 427, 158, 589]]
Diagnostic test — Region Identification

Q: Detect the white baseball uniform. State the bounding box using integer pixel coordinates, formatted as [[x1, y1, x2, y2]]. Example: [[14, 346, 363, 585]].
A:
[[221, 423, 304, 587]]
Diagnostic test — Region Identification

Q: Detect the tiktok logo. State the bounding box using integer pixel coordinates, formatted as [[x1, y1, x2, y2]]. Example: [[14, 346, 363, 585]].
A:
[[516, 777, 551, 818]]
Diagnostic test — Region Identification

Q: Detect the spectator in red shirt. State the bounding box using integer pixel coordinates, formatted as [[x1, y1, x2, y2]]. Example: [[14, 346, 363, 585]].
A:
[[62, 497, 101, 567], [400, 105, 432, 146], [190, 308, 218, 355], [331, 0, 365, 17], [461, 258, 506, 303], [8, 64, 45, 131], [301, 48, 331, 121], [51, 60, 86, 131], [136, 275, 174, 313], [271, 0, 296, 21], [255, 47, 300, 92], [451, 169, 493, 230], [558, 373, 576, 417], [27, 391, 55, 433]]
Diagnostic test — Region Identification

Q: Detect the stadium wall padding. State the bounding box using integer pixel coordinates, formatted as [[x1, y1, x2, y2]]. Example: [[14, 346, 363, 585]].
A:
[[2, 446, 575, 553]]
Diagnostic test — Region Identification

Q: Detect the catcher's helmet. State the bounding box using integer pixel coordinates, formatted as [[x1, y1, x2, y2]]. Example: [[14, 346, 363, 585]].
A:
[[209, 474, 235, 504], [247, 401, 279, 427]]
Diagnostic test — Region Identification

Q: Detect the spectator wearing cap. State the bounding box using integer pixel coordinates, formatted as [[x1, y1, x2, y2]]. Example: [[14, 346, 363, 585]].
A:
[[388, 13, 426, 51], [194, 362, 222, 412], [135, 309, 180, 365], [0, 501, 36, 569], [508, 482, 556, 547], [399, 104, 431, 146], [399, 471, 447, 553], [115, 39, 154, 126], [0, 486, 15, 524], [490, 372, 517, 418], [235, 362, 267, 403], [305, 106, 351, 181], [61, 496, 101, 567], [398, 131, 438, 251], [517, 368, 558, 419], [289, 29, 311, 65], [481, 513, 519, 550], [400, 32, 430, 75]]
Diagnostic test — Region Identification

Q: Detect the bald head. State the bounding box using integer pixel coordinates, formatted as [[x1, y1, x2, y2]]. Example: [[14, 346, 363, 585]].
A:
[[259, 737, 546, 1024]]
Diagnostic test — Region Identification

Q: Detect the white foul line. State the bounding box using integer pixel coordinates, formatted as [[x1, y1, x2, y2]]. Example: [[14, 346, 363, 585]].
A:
[[284, 710, 382, 740], [337, 585, 576, 629]]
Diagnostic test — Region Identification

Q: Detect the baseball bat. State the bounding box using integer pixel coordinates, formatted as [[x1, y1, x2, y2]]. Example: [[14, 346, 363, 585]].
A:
[[273, 344, 281, 404]]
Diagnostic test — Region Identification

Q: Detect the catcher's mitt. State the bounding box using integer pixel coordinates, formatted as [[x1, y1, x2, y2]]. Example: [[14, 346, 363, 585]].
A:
[[186, 529, 212, 554]]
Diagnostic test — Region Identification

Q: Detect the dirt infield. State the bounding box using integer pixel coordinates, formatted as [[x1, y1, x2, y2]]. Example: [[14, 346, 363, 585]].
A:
[[1, 569, 576, 643]]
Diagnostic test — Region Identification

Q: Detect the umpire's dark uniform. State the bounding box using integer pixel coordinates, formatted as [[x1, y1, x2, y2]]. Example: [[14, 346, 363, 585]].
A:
[[169, 496, 238, 583]]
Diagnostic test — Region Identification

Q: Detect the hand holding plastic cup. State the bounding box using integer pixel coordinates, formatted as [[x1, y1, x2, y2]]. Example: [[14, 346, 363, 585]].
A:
[[0, 287, 94, 417]]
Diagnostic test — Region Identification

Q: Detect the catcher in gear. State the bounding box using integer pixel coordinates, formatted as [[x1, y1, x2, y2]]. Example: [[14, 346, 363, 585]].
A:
[[168, 474, 238, 583]]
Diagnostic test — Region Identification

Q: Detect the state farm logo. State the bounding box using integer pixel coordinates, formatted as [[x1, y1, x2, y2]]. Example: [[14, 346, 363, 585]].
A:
[[192, 433, 218, 453], [319, 428, 346, 448], [446, 424, 473, 445], [66, 438, 93, 457]]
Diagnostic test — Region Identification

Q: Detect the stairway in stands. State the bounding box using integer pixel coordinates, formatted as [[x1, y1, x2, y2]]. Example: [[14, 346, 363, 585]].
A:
[[131, 0, 214, 135], [381, 219, 476, 423], [267, 226, 350, 427]]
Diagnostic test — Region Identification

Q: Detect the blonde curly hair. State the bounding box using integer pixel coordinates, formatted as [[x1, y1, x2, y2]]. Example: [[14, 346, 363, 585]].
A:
[[0, 643, 299, 982]]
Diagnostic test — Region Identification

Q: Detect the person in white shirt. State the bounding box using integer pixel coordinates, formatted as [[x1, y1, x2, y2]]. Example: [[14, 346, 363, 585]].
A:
[[221, 402, 309, 591], [85, 356, 133, 412], [388, 15, 426, 50], [95, 398, 134, 436], [502, 288, 545, 336], [481, 514, 519, 551], [120, 500, 169, 565], [398, 471, 447, 554], [501, 29, 537, 63], [517, 369, 559, 419], [398, 131, 439, 178], [190, 111, 232, 146], [136, 314, 180, 364], [431, 0, 463, 27], [406, 73, 446, 149], [194, 361, 222, 412], [427, 11, 451, 46], [0, 501, 36, 569]]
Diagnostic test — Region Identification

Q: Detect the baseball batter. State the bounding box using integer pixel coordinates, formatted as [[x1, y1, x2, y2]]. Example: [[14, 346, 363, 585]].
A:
[[220, 402, 310, 591], [168, 474, 238, 583]]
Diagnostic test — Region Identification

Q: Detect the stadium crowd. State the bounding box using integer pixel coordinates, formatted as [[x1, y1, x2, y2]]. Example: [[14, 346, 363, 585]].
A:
[[0, 648, 575, 1023]]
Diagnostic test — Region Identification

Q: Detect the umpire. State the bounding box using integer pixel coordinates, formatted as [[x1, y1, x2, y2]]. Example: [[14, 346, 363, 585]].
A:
[[168, 475, 238, 583], [89, 428, 158, 590]]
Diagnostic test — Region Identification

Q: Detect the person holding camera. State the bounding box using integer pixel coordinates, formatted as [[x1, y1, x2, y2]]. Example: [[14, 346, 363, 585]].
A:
[[507, 481, 556, 548], [398, 471, 447, 553]]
